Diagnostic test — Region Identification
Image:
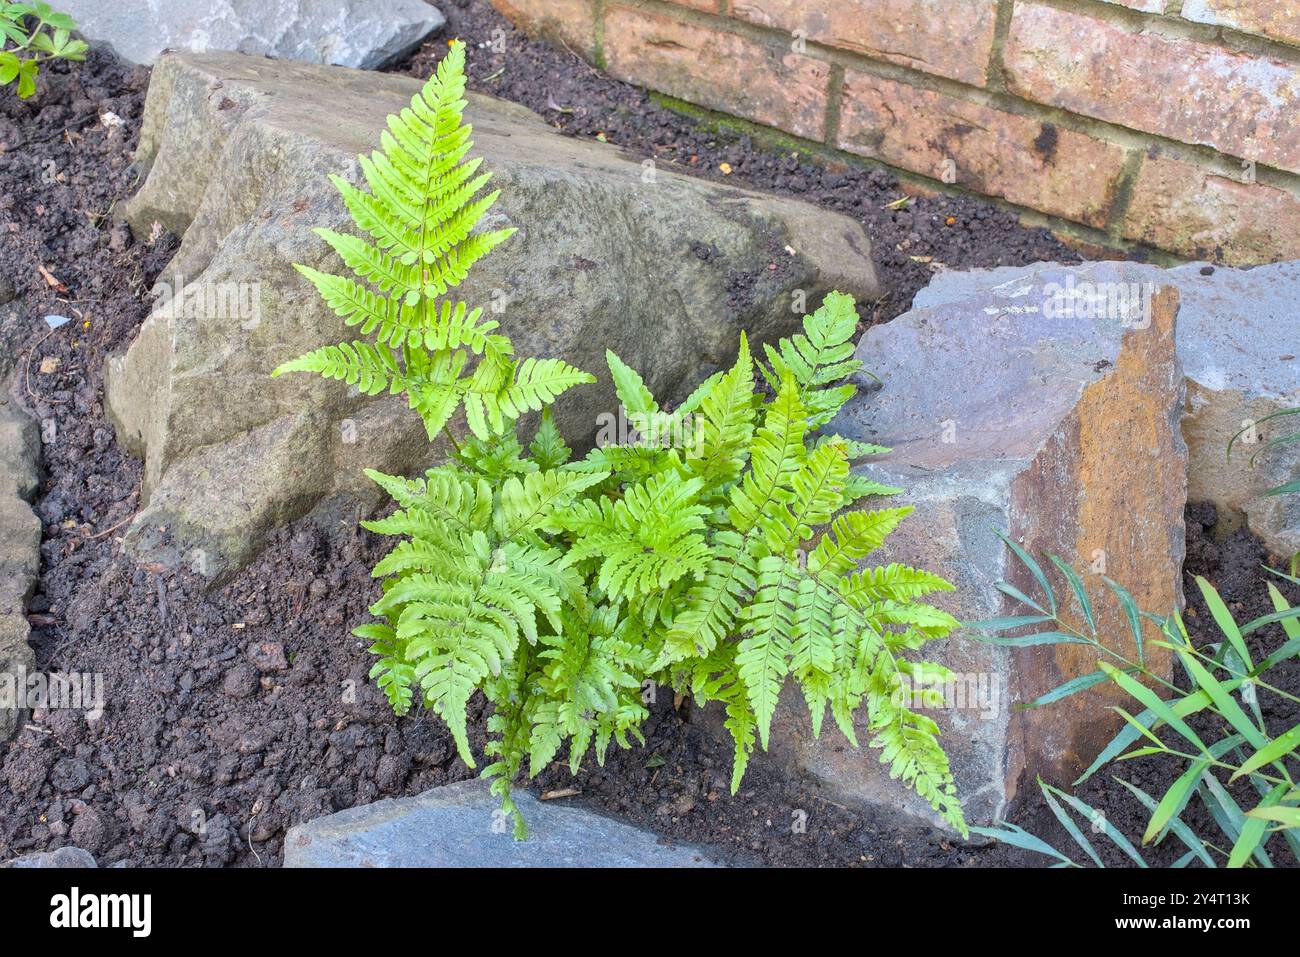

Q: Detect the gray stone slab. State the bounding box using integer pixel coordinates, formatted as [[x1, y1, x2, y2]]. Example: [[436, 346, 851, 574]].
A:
[[283, 779, 727, 867], [60, 0, 444, 69], [912, 259, 1300, 558], [2, 847, 98, 868]]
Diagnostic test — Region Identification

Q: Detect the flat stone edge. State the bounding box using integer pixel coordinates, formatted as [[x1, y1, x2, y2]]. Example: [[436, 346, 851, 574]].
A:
[[283, 779, 734, 868]]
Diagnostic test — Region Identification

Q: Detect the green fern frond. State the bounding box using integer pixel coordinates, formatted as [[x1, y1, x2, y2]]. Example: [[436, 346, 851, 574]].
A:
[[808, 506, 914, 576], [529, 410, 571, 469], [560, 472, 712, 604], [656, 531, 757, 667], [843, 563, 955, 603], [273, 40, 591, 441], [689, 334, 756, 492], [272, 340, 404, 395], [605, 349, 659, 417], [871, 707, 967, 837], [727, 374, 806, 536], [494, 469, 609, 538], [737, 556, 799, 747], [760, 291, 864, 428]]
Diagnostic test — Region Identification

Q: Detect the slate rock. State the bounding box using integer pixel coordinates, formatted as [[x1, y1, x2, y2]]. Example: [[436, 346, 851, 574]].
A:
[[59, 0, 444, 69], [283, 778, 727, 867], [915, 260, 1300, 560], [2, 846, 98, 868], [733, 278, 1186, 828]]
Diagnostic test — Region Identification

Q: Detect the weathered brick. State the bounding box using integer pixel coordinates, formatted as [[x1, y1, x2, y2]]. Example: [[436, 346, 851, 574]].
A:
[[837, 71, 1127, 226], [731, 0, 997, 87], [1182, 0, 1300, 48], [603, 5, 830, 141], [1123, 153, 1300, 264], [1004, 3, 1300, 174], [493, 0, 597, 59]]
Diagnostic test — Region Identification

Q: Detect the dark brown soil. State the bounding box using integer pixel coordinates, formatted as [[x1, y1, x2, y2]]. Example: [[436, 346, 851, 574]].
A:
[[0, 5, 1288, 869]]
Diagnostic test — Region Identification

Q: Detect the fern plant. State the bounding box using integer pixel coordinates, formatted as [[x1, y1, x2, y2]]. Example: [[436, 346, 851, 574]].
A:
[[276, 41, 966, 839], [973, 541, 1300, 867]]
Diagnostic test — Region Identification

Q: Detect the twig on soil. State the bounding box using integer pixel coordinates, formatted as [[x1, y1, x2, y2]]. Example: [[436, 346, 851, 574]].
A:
[[557, 39, 600, 76], [7, 110, 98, 150], [83, 505, 139, 540]]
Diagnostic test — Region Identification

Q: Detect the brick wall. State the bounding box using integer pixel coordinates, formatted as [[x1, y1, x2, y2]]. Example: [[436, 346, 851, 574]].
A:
[[492, 0, 1300, 264]]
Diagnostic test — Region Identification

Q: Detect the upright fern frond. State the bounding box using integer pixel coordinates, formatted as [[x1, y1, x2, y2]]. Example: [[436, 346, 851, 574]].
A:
[[273, 40, 592, 440], [759, 291, 863, 428]]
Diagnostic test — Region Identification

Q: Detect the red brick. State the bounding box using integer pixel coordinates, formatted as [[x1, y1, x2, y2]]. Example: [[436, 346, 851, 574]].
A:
[[731, 0, 998, 87], [1004, 3, 1300, 174], [1122, 153, 1300, 264], [492, 0, 597, 58], [603, 5, 831, 141], [1182, 0, 1300, 48], [837, 71, 1127, 226]]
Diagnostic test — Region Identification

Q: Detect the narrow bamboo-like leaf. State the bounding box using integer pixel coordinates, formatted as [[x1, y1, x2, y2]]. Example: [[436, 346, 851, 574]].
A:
[[995, 580, 1048, 616], [969, 823, 1078, 866], [1245, 806, 1300, 827], [1102, 575, 1145, 666], [977, 632, 1092, 648], [995, 530, 1056, 614], [1049, 554, 1095, 635], [1113, 777, 1215, 867], [1037, 778, 1102, 868], [1140, 760, 1208, 846], [1231, 722, 1300, 782], [1043, 782, 1147, 867], [1228, 784, 1288, 868], [1195, 576, 1252, 670], [1098, 661, 1209, 755], [1240, 603, 1300, 637], [1177, 648, 1268, 750], [966, 614, 1055, 631], [1014, 669, 1112, 710], [1266, 583, 1300, 641]]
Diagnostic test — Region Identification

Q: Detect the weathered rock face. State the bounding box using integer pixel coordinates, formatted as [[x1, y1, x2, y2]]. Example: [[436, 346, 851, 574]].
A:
[[1, 846, 98, 868], [915, 260, 1300, 560], [58, 0, 444, 69], [0, 308, 42, 741], [284, 778, 727, 867], [106, 52, 880, 577], [749, 278, 1187, 828]]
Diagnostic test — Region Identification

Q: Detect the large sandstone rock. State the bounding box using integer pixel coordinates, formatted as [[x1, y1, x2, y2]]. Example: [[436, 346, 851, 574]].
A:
[[106, 52, 880, 577], [0, 308, 42, 741], [284, 779, 727, 867], [60, 0, 444, 69], [915, 260, 1300, 560], [747, 279, 1186, 828]]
